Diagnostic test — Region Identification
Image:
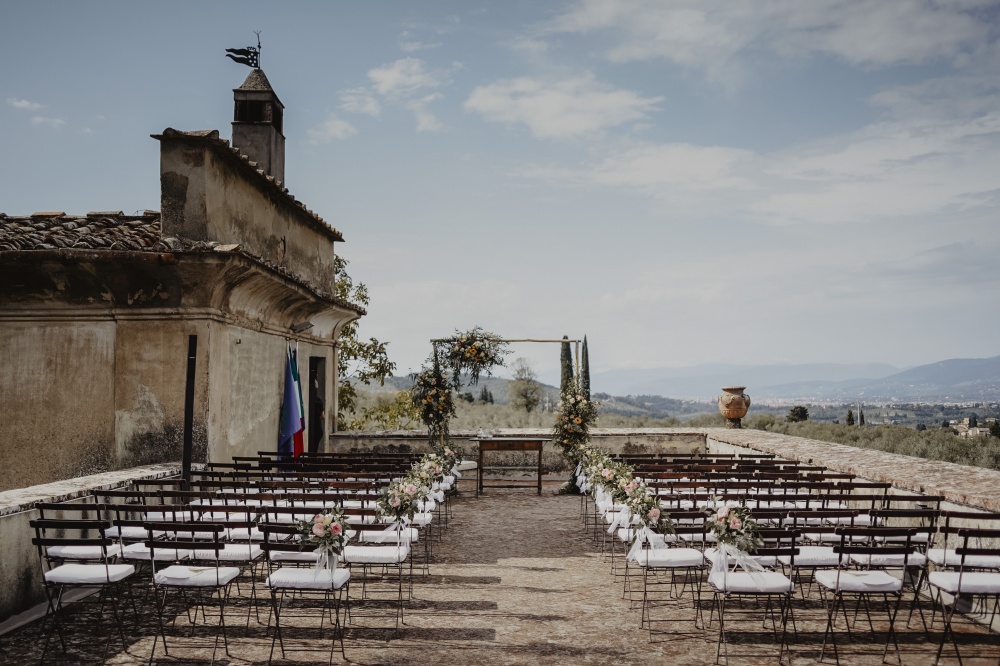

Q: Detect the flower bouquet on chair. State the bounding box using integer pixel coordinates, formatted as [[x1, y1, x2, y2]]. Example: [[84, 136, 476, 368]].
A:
[[706, 502, 765, 588], [296, 508, 349, 571], [623, 478, 675, 561], [377, 477, 428, 524]]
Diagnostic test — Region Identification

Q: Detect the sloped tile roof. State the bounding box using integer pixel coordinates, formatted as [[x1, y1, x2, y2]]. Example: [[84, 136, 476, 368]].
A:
[[0, 212, 365, 314]]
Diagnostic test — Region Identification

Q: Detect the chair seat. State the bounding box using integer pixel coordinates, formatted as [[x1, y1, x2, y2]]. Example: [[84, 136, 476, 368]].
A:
[[343, 544, 410, 564], [634, 547, 704, 568], [616, 528, 673, 544], [814, 569, 902, 592], [107, 525, 164, 540], [704, 548, 777, 568], [358, 527, 419, 544], [45, 563, 135, 584], [155, 565, 241, 587], [192, 543, 263, 561], [875, 533, 931, 544], [266, 566, 350, 591], [712, 571, 794, 593], [46, 544, 122, 560], [270, 550, 345, 563], [122, 543, 192, 562], [929, 571, 1000, 595], [850, 552, 927, 567], [803, 532, 868, 543], [226, 527, 264, 541], [456, 460, 477, 472], [411, 513, 434, 527], [778, 546, 839, 567], [928, 549, 1000, 569]]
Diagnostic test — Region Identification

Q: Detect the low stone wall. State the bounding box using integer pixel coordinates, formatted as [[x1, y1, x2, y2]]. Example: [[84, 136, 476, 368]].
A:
[[330, 428, 704, 476], [0, 463, 179, 625], [703, 429, 1000, 512]]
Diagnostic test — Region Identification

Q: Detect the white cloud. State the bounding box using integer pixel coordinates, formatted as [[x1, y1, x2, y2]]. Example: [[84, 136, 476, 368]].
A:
[[365, 58, 449, 131], [400, 40, 442, 53], [30, 116, 65, 128], [368, 57, 444, 98], [7, 97, 42, 110], [465, 73, 661, 139], [338, 87, 381, 117], [307, 114, 357, 144], [521, 110, 1000, 227], [407, 94, 443, 132], [543, 0, 994, 86]]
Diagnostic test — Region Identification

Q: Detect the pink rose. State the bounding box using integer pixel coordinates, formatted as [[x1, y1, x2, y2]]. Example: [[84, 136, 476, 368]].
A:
[[312, 523, 326, 537], [716, 506, 730, 520], [729, 517, 742, 530], [389, 497, 401, 507], [647, 507, 660, 521], [330, 523, 343, 535], [314, 514, 323, 523], [405, 483, 418, 495], [602, 469, 614, 479]]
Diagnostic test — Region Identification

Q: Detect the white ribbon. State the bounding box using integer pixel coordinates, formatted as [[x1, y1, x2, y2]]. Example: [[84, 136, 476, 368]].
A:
[[627, 526, 668, 562], [313, 544, 338, 576], [607, 507, 631, 535], [708, 543, 768, 590]]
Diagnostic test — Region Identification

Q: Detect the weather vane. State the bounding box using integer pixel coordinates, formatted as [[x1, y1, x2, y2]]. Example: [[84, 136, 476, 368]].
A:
[[225, 31, 261, 69]]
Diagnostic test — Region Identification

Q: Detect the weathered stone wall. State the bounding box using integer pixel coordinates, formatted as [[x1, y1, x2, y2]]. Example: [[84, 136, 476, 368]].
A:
[[158, 136, 337, 292], [330, 428, 704, 475], [0, 463, 178, 625]]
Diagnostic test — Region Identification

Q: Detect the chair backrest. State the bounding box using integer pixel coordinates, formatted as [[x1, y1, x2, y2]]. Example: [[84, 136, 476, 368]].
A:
[[831, 527, 917, 566], [30, 513, 118, 573]]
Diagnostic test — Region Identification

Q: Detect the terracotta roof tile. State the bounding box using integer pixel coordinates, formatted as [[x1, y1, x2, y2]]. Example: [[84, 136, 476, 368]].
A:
[[0, 213, 364, 315]]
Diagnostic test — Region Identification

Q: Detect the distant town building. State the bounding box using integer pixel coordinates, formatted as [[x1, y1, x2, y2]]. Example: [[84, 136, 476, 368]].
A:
[[0, 69, 362, 491]]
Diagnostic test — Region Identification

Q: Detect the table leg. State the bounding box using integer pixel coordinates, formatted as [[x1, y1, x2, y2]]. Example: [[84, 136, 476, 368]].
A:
[[477, 446, 483, 497], [537, 447, 542, 495]]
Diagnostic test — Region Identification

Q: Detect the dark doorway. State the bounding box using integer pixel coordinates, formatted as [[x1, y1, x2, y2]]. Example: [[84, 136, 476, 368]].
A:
[[308, 357, 326, 454]]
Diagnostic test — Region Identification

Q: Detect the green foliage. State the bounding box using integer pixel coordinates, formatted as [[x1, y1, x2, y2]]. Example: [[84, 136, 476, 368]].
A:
[[786, 405, 809, 422], [750, 419, 1000, 471], [859, 408, 865, 426], [560, 335, 574, 395], [552, 376, 599, 458], [580, 336, 591, 400], [410, 354, 455, 443], [846, 409, 855, 426], [344, 390, 420, 431], [333, 256, 396, 430], [508, 358, 542, 413], [438, 326, 509, 388], [991, 421, 1000, 438], [478, 386, 494, 404]]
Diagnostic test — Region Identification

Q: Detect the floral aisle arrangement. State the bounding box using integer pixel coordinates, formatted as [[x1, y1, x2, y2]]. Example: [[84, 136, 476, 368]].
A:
[[377, 476, 429, 524], [410, 354, 455, 444], [708, 504, 762, 553], [622, 477, 675, 560], [552, 377, 599, 461], [296, 508, 349, 571], [706, 502, 766, 587], [441, 326, 509, 387]]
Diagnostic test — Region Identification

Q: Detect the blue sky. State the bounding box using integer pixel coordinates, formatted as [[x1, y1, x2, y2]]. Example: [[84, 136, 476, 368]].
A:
[[2, 1, 999, 388]]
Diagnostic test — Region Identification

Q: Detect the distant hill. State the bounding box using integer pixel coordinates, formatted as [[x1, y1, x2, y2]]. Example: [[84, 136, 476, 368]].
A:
[[753, 355, 1000, 402], [365, 355, 1000, 406], [591, 362, 901, 400]]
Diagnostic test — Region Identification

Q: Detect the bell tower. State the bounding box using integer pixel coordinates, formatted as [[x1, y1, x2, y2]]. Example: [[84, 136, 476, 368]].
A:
[[232, 68, 285, 185]]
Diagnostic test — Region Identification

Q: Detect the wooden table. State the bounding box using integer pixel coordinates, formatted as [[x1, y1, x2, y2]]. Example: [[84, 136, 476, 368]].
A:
[[474, 437, 549, 496]]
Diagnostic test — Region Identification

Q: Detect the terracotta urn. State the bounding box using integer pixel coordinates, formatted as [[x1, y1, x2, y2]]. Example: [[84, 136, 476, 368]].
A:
[[718, 386, 750, 429]]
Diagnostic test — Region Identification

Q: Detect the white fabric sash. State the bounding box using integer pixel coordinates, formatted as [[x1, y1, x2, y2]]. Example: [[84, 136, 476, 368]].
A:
[[708, 543, 767, 590], [627, 526, 668, 561]]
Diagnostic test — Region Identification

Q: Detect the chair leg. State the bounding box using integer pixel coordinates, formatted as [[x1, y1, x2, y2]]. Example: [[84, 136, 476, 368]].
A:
[[881, 592, 904, 666], [715, 594, 728, 666]]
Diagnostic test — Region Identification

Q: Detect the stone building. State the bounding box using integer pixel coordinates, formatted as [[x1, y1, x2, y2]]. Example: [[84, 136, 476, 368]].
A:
[[0, 69, 363, 492]]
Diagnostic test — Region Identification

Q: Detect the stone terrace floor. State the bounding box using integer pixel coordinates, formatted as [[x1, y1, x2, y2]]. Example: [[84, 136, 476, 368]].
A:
[[2, 481, 999, 665]]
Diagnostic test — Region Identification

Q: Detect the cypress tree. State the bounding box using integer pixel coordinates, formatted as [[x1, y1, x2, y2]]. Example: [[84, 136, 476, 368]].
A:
[[560, 335, 574, 395], [581, 336, 591, 399], [846, 409, 854, 426], [859, 408, 865, 426]]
